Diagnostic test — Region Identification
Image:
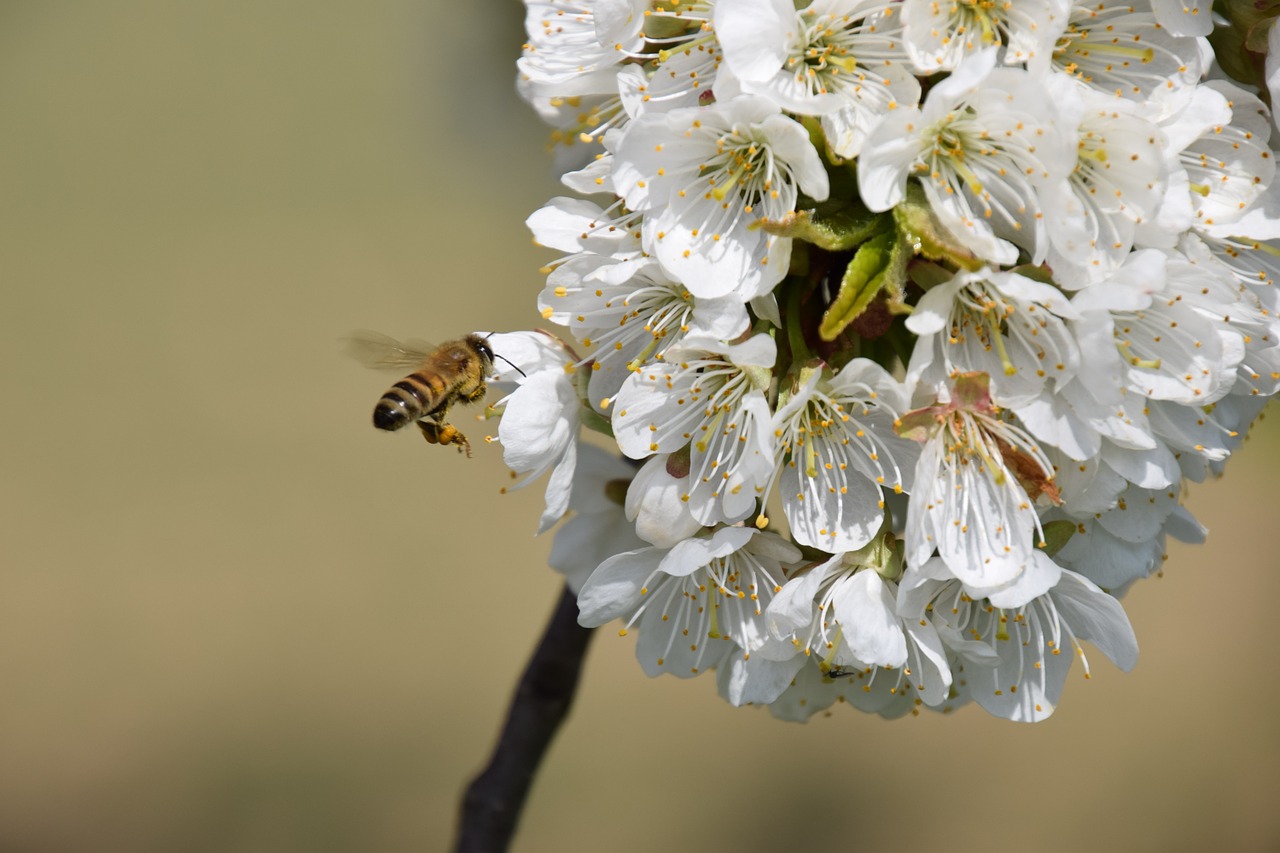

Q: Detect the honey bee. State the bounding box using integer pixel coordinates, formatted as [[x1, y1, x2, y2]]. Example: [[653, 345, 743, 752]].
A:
[[348, 331, 499, 457]]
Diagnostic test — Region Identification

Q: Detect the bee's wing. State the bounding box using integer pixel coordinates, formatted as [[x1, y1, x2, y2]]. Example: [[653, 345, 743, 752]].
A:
[[345, 330, 434, 372]]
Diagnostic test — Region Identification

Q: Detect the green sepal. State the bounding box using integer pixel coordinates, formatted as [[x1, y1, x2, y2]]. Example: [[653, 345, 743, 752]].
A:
[[1037, 520, 1077, 557], [759, 208, 890, 252], [892, 183, 984, 271], [860, 530, 904, 583], [574, 362, 616, 438], [1009, 263, 1056, 286], [795, 544, 836, 563], [776, 360, 825, 415], [646, 14, 699, 41], [579, 403, 615, 438], [799, 115, 830, 162], [818, 230, 907, 341], [742, 364, 774, 393], [907, 260, 955, 291]]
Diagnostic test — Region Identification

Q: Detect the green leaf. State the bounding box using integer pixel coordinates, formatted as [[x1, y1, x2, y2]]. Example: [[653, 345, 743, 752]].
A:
[[818, 231, 907, 341], [892, 184, 983, 271], [1216, 0, 1280, 40], [880, 235, 913, 317], [760, 208, 889, 251], [1209, 22, 1263, 89]]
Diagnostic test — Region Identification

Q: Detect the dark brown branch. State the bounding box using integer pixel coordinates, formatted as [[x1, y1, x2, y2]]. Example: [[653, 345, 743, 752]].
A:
[[453, 584, 595, 853]]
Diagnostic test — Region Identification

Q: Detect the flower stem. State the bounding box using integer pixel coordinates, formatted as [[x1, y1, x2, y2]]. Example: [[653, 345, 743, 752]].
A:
[[453, 584, 596, 853]]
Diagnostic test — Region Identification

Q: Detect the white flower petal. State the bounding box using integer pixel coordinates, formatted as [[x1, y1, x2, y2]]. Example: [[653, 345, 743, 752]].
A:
[[830, 570, 907, 668], [625, 455, 704, 548], [1050, 571, 1139, 671], [577, 546, 666, 626], [659, 526, 757, 577]]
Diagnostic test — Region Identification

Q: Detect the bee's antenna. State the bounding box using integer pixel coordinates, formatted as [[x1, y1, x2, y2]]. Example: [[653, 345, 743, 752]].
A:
[[494, 354, 527, 378], [479, 333, 528, 378]]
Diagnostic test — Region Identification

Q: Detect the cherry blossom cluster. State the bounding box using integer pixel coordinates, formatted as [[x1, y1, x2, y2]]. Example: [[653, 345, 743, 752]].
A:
[[483, 0, 1280, 722]]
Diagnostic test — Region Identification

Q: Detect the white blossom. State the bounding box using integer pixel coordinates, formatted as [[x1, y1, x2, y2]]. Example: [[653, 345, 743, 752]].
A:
[[1180, 82, 1275, 231], [1042, 0, 1204, 106], [900, 0, 1069, 72], [549, 444, 647, 592], [769, 359, 918, 552], [762, 654, 931, 721], [716, 0, 920, 158], [622, 31, 725, 118], [897, 373, 1059, 592], [898, 557, 1138, 721], [858, 50, 1076, 265], [907, 267, 1081, 407], [1071, 249, 1244, 407], [538, 255, 749, 411], [611, 334, 777, 525], [1042, 80, 1171, 287], [1148, 0, 1213, 37], [764, 548, 952, 706], [613, 95, 830, 299], [624, 453, 705, 548], [501, 0, 1280, 724], [577, 526, 801, 677], [526, 196, 643, 259], [488, 331, 583, 533]]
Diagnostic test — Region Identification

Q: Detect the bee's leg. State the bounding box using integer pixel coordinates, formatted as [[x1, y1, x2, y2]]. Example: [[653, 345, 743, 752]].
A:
[[417, 420, 441, 446], [417, 400, 454, 448], [438, 423, 472, 457], [462, 381, 487, 405], [418, 420, 472, 458]]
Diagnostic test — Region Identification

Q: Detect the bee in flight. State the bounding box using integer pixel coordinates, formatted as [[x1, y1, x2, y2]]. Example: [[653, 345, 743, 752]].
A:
[[348, 331, 506, 457]]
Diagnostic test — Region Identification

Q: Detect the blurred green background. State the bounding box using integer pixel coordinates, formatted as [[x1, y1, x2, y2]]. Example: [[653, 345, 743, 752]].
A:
[[1, 2, 1278, 851]]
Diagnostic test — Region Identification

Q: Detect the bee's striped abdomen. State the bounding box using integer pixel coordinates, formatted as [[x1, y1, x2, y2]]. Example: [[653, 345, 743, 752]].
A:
[[373, 372, 448, 431]]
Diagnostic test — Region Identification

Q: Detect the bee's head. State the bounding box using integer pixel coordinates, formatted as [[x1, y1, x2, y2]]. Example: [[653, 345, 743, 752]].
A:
[[472, 335, 495, 368], [474, 333, 526, 378]]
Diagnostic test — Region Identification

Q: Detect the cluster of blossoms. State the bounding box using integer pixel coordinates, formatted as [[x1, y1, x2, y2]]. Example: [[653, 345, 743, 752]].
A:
[[480, 0, 1280, 722]]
